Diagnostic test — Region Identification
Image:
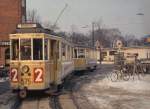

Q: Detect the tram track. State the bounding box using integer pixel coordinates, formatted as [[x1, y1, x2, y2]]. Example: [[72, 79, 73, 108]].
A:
[[50, 95, 62, 109], [19, 97, 49, 109], [14, 71, 96, 109], [11, 97, 22, 109], [18, 94, 78, 109], [0, 90, 21, 109]]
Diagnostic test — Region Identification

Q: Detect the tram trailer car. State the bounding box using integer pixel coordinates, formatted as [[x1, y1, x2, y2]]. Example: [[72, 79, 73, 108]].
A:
[[9, 24, 74, 98], [73, 45, 97, 71]]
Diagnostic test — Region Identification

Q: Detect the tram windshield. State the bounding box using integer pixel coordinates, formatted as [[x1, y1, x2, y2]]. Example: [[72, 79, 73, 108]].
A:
[[11, 38, 47, 61], [33, 39, 43, 60], [20, 39, 31, 60], [11, 39, 19, 60]]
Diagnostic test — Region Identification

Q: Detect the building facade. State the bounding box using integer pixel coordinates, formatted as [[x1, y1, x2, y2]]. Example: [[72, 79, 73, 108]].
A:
[[101, 46, 150, 64], [0, 0, 26, 66]]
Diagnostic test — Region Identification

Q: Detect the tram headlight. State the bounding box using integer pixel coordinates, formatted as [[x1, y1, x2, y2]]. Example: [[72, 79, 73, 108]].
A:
[[21, 65, 29, 73]]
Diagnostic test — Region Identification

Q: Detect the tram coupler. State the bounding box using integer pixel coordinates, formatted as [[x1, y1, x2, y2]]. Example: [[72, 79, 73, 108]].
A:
[[19, 89, 27, 99]]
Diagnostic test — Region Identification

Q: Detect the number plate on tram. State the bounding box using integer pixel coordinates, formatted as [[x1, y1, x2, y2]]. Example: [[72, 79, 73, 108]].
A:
[[21, 78, 31, 85], [34, 68, 44, 83]]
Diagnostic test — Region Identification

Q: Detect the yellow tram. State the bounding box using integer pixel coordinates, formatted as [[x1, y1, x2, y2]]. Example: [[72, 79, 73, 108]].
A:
[[9, 23, 74, 98], [9, 23, 99, 98], [73, 45, 98, 71]]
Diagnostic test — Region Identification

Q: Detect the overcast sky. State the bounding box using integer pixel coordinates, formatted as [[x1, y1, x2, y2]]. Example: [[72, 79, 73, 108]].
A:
[[27, 0, 150, 38]]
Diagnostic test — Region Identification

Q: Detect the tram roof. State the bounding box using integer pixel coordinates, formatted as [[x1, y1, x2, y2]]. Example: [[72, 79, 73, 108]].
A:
[[73, 44, 96, 49], [12, 23, 56, 35], [11, 23, 61, 39], [10, 23, 73, 46], [10, 23, 95, 48]]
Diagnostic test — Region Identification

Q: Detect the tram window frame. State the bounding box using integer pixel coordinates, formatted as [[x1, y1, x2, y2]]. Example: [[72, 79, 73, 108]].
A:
[[67, 46, 71, 60], [20, 39, 31, 60], [57, 41, 60, 60], [78, 49, 85, 58], [109, 51, 116, 55], [66, 45, 68, 60], [33, 38, 43, 60], [62, 43, 66, 60], [50, 40, 53, 59], [74, 49, 77, 58], [50, 40, 55, 60], [44, 39, 48, 60], [11, 39, 19, 60], [72, 47, 74, 58], [86, 49, 90, 58]]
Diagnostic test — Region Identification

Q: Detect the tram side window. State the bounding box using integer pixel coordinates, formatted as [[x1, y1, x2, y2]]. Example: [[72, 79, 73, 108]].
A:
[[20, 39, 31, 60], [78, 49, 85, 58], [50, 40, 54, 59], [44, 39, 48, 60], [86, 49, 90, 58], [11, 39, 19, 60], [50, 40, 59, 60], [62, 43, 66, 60], [68, 46, 71, 60], [33, 39, 43, 60], [74, 49, 77, 58], [109, 51, 116, 55], [57, 42, 59, 59]]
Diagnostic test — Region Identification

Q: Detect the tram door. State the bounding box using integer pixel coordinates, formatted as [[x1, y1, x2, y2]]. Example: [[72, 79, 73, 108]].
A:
[[50, 40, 59, 83]]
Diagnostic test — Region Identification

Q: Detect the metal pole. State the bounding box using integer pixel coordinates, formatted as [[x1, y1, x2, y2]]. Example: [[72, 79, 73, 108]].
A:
[[92, 22, 95, 47], [100, 46, 102, 64]]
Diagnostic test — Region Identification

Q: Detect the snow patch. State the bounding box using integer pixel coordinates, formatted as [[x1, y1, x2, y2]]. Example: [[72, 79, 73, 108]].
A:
[[87, 95, 112, 109], [0, 77, 9, 83], [88, 75, 150, 93]]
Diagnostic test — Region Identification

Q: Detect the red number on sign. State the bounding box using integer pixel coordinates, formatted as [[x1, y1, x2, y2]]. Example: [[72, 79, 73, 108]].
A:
[[11, 68, 18, 82], [34, 68, 43, 83]]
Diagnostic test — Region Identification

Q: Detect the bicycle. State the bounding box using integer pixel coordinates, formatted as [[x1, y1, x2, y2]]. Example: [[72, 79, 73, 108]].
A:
[[110, 66, 130, 82], [130, 60, 145, 80]]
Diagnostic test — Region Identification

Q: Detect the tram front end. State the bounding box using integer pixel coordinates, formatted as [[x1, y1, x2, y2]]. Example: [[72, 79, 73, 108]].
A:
[[9, 33, 50, 98]]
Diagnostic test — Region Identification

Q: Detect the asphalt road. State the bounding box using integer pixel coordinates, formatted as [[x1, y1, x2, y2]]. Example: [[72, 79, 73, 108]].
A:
[[0, 80, 10, 95]]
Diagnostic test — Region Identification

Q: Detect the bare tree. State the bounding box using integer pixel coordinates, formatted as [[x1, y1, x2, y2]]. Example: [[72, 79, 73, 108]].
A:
[[27, 9, 60, 32], [27, 9, 41, 23], [124, 34, 143, 47], [89, 20, 122, 47]]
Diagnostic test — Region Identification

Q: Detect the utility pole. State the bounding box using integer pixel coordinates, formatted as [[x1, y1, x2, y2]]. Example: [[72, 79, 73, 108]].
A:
[[92, 22, 95, 47]]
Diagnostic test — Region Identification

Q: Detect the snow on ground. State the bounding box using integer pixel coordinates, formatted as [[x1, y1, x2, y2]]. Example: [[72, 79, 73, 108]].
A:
[[83, 75, 150, 109], [98, 75, 150, 93], [77, 66, 150, 109], [0, 77, 9, 83]]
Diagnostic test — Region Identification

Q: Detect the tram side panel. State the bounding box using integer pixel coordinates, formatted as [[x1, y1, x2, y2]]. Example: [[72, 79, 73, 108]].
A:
[[86, 49, 97, 69], [74, 58, 87, 71], [10, 62, 19, 90], [61, 60, 74, 79], [73, 47, 88, 71], [73, 47, 98, 71], [59, 42, 74, 80]]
